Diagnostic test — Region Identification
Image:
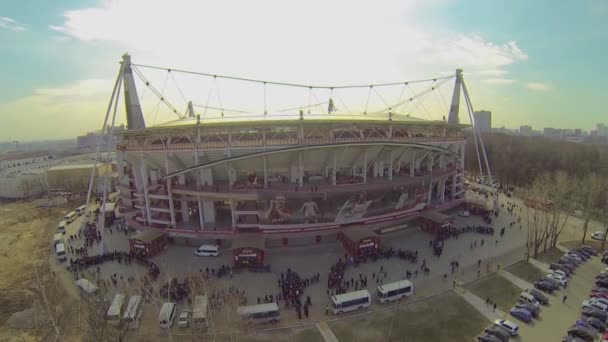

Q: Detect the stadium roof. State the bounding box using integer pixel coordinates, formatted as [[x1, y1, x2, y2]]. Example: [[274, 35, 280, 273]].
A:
[[0, 150, 52, 162]]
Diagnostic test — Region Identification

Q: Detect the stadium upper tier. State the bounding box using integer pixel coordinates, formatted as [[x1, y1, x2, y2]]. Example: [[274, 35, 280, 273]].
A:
[[117, 115, 466, 152]]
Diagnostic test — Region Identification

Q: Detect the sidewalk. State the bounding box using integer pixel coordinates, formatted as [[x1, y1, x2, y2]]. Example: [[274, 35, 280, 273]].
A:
[[455, 287, 506, 322], [498, 269, 533, 290], [529, 258, 551, 272]]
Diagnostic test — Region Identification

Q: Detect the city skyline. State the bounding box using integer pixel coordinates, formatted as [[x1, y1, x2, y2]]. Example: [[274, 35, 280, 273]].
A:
[[1, 0, 607, 140]]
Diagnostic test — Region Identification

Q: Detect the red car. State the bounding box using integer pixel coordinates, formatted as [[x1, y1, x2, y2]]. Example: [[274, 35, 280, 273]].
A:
[[592, 291, 608, 299]]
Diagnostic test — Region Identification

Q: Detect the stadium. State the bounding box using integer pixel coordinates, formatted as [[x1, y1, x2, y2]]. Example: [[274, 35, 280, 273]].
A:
[[109, 55, 478, 251]]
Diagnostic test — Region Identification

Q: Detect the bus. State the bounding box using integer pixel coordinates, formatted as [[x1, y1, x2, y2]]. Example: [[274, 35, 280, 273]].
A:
[[192, 295, 209, 328], [106, 294, 126, 326], [237, 303, 280, 324], [64, 211, 77, 223], [57, 220, 66, 234], [76, 205, 87, 216], [330, 289, 371, 314], [123, 295, 143, 330], [377, 280, 414, 303], [159, 302, 176, 329], [55, 243, 67, 262]]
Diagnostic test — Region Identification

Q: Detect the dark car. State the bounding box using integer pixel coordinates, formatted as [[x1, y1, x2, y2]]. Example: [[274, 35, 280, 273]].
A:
[[510, 307, 532, 323], [562, 336, 587, 342], [534, 280, 555, 293], [581, 316, 605, 332], [596, 274, 608, 281], [602, 256, 608, 265], [562, 255, 582, 265], [557, 261, 576, 273], [515, 301, 540, 317], [483, 326, 510, 342], [571, 251, 590, 260], [525, 288, 549, 305], [477, 333, 502, 342], [593, 286, 608, 294], [559, 258, 578, 268], [597, 279, 608, 289], [539, 277, 560, 291], [567, 325, 596, 342], [582, 307, 608, 322], [581, 246, 598, 255]]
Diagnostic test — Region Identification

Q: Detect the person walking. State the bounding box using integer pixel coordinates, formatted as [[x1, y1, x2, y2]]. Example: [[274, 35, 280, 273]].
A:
[[325, 305, 329, 315], [493, 303, 496, 312], [563, 294, 568, 303]]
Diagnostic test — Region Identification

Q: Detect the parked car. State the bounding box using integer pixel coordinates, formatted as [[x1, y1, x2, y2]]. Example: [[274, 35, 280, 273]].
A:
[[591, 291, 608, 299], [567, 253, 585, 262], [582, 300, 608, 313], [546, 273, 568, 287], [539, 277, 560, 291], [571, 250, 590, 260], [177, 311, 190, 328], [582, 316, 605, 332], [514, 301, 540, 317], [509, 307, 532, 323], [534, 280, 555, 294], [575, 319, 597, 332], [483, 326, 510, 342], [602, 256, 608, 265], [550, 263, 572, 275], [525, 288, 549, 305], [590, 297, 608, 307], [592, 231, 606, 241], [581, 245, 598, 255], [567, 325, 596, 342], [582, 307, 608, 322], [597, 279, 608, 289], [557, 261, 576, 273], [562, 336, 587, 342], [550, 269, 569, 278], [477, 332, 503, 342], [602, 332, 608, 342], [494, 319, 519, 336], [562, 255, 582, 265], [593, 286, 608, 294]]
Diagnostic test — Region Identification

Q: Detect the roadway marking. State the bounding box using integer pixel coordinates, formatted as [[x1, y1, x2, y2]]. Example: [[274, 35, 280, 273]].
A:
[[316, 321, 339, 342]]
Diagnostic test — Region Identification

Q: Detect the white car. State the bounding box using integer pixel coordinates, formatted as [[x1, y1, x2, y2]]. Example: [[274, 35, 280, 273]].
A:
[[549, 269, 568, 278], [582, 300, 608, 313], [591, 297, 608, 307], [458, 211, 470, 217], [592, 231, 606, 241], [194, 245, 219, 257], [177, 311, 190, 328], [545, 273, 567, 287], [494, 319, 519, 336]]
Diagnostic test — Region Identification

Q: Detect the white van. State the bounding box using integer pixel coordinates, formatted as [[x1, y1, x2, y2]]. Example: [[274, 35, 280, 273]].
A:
[[377, 280, 414, 303], [123, 296, 143, 330], [106, 294, 126, 326], [53, 233, 63, 246], [57, 220, 66, 234], [64, 211, 77, 223], [237, 303, 280, 324], [76, 205, 87, 216], [519, 292, 540, 308], [192, 295, 209, 328], [159, 302, 176, 329], [330, 289, 371, 314], [194, 245, 219, 257], [55, 243, 67, 262]]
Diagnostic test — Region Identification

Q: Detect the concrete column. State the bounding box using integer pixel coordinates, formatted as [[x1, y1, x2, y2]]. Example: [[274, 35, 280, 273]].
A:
[[410, 154, 415, 177], [263, 156, 268, 188], [198, 197, 204, 229], [140, 161, 152, 224], [332, 154, 337, 186], [388, 152, 393, 180], [167, 181, 176, 227], [230, 199, 236, 229], [460, 142, 466, 168], [177, 175, 189, 223], [298, 151, 304, 187], [428, 155, 434, 173], [363, 150, 367, 184], [428, 180, 433, 206], [440, 155, 446, 170], [203, 200, 215, 223], [440, 178, 446, 203]]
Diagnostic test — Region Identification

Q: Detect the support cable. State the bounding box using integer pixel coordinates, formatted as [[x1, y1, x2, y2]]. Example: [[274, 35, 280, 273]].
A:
[[152, 72, 170, 125], [132, 65, 183, 118], [214, 76, 224, 116], [463, 83, 484, 181], [263, 82, 267, 115], [133, 63, 454, 90], [463, 79, 493, 183], [364, 86, 373, 115], [169, 70, 188, 106], [203, 87, 213, 117]]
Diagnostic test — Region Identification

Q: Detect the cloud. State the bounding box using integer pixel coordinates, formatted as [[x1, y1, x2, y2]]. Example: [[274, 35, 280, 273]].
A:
[[526, 82, 552, 91], [49, 0, 528, 82], [481, 78, 516, 84], [0, 17, 25, 32], [0, 79, 119, 140]]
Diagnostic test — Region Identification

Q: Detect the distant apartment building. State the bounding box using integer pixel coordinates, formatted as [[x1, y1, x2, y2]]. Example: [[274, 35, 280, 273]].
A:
[[597, 123, 608, 137], [473, 110, 492, 133], [543, 127, 561, 137], [520, 125, 533, 135]]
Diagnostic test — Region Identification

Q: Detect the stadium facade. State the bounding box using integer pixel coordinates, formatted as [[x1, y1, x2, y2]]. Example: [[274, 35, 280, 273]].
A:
[[114, 55, 468, 241]]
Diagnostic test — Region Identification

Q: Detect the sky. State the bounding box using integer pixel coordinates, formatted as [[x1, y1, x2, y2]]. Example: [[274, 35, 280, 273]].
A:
[[0, 0, 607, 140]]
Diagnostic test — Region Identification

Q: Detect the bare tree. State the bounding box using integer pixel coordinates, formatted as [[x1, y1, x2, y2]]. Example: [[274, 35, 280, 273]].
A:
[[579, 173, 605, 244]]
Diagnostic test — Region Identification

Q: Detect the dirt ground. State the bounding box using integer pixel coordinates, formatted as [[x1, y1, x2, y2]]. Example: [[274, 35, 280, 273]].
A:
[[464, 273, 521, 312], [0, 200, 80, 341], [506, 261, 545, 284]]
